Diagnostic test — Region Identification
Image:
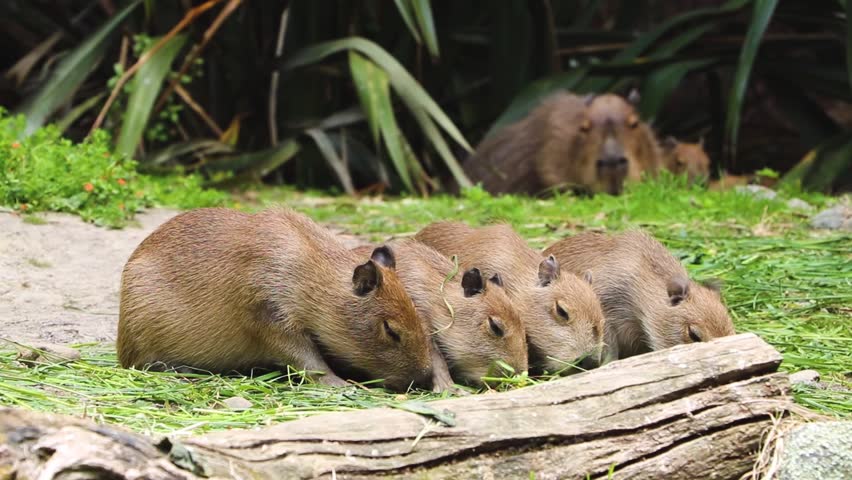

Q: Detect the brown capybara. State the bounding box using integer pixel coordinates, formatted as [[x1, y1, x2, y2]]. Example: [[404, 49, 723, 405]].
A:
[[462, 90, 662, 195], [415, 222, 605, 374], [354, 239, 527, 388], [117, 208, 433, 392], [543, 230, 735, 361], [661, 137, 711, 184]]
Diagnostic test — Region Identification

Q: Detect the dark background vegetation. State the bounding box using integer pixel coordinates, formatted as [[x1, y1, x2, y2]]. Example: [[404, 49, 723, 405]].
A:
[[2, 0, 850, 195]]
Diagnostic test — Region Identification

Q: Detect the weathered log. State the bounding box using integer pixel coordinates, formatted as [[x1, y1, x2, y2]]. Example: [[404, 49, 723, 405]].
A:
[[0, 333, 792, 479]]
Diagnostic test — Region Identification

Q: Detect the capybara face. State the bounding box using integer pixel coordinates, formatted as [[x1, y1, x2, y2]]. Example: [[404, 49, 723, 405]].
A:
[[447, 270, 528, 385], [351, 247, 433, 391], [648, 276, 735, 350], [528, 257, 606, 373], [663, 138, 710, 184], [571, 94, 651, 195]]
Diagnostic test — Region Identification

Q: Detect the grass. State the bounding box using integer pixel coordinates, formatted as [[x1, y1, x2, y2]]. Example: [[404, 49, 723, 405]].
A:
[[0, 176, 849, 435]]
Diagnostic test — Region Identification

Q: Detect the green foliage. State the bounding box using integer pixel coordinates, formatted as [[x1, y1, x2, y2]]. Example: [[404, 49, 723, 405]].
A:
[[0, 111, 225, 227], [3, 1, 850, 193], [116, 34, 188, 159]]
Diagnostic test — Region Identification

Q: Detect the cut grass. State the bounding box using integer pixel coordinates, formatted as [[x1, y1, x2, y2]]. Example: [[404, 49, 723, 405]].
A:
[[1, 177, 849, 434]]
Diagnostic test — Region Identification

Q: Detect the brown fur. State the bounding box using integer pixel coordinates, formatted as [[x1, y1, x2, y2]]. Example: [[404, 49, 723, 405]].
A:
[[117, 208, 432, 392], [543, 230, 735, 360], [463, 91, 662, 195], [661, 138, 710, 184], [354, 239, 527, 387], [414, 222, 605, 373]]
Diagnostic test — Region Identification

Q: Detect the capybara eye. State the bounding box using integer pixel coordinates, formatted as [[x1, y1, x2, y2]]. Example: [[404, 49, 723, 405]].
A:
[[688, 326, 702, 343], [627, 114, 639, 128], [556, 303, 570, 320], [384, 319, 401, 342], [488, 317, 504, 337]]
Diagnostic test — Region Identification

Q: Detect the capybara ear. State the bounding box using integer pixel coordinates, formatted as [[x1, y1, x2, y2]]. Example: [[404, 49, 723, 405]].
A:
[[663, 136, 679, 150], [462, 268, 485, 297], [489, 273, 505, 288], [538, 255, 561, 286], [370, 245, 396, 269], [353, 260, 383, 296], [582, 270, 593, 286], [627, 88, 641, 105], [583, 93, 596, 106], [666, 276, 690, 306], [701, 278, 723, 294], [698, 136, 705, 147]]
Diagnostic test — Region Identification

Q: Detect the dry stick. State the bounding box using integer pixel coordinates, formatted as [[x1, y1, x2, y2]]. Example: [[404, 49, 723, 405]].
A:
[[174, 84, 223, 137], [152, 0, 243, 117], [268, 7, 290, 146], [540, 0, 561, 73], [88, 0, 223, 136]]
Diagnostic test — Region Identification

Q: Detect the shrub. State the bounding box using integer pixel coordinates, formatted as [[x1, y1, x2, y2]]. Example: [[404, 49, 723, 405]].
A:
[[0, 110, 225, 227]]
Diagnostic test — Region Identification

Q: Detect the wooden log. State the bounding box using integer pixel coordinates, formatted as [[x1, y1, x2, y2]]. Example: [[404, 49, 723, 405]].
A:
[[0, 333, 792, 479]]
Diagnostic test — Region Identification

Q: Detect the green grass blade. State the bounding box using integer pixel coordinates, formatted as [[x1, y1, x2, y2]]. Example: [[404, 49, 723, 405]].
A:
[[576, 0, 750, 93], [346, 50, 414, 191], [410, 106, 472, 188], [54, 93, 105, 134], [410, 0, 440, 58], [15, 0, 142, 136], [283, 36, 471, 152], [305, 128, 355, 194], [115, 34, 188, 160], [348, 51, 382, 146], [639, 59, 716, 120], [724, 0, 779, 162], [205, 139, 301, 177], [393, 0, 422, 44]]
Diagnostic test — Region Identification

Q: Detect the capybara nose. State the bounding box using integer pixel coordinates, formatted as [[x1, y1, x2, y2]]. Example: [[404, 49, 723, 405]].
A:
[[578, 355, 600, 371], [410, 366, 433, 391], [597, 156, 628, 169]]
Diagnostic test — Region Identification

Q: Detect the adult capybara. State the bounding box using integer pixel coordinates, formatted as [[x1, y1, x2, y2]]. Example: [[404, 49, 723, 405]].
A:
[[462, 91, 662, 195]]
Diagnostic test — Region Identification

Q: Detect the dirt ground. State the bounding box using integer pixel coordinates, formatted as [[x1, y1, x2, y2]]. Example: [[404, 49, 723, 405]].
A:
[[0, 209, 366, 346]]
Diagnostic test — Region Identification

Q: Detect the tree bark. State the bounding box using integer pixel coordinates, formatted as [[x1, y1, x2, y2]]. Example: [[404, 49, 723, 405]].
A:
[[0, 333, 792, 479]]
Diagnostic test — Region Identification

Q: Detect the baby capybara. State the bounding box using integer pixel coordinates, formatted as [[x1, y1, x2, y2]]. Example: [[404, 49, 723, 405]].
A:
[[543, 230, 735, 361], [662, 137, 710, 184], [354, 239, 527, 388], [118, 208, 433, 392], [415, 221, 605, 374]]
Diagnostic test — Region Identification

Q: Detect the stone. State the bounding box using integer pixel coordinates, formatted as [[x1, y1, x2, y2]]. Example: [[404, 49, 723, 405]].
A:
[[810, 204, 852, 230], [15, 342, 81, 365], [788, 369, 820, 385], [779, 421, 852, 480], [735, 184, 777, 200], [222, 396, 253, 410], [786, 198, 813, 211]]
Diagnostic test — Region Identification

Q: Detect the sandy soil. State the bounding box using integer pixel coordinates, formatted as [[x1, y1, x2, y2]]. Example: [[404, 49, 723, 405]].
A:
[[0, 209, 367, 346]]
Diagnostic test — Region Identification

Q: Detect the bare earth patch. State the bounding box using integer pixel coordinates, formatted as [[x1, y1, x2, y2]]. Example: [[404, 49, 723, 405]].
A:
[[0, 209, 368, 346]]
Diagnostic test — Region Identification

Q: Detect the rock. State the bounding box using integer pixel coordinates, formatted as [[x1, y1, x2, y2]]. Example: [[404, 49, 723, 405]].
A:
[[788, 369, 820, 385], [786, 198, 813, 211], [778, 421, 852, 480], [810, 204, 852, 230], [222, 396, 253, 410], [735, 184, 777, 200], [15, 342, 81, 365]]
